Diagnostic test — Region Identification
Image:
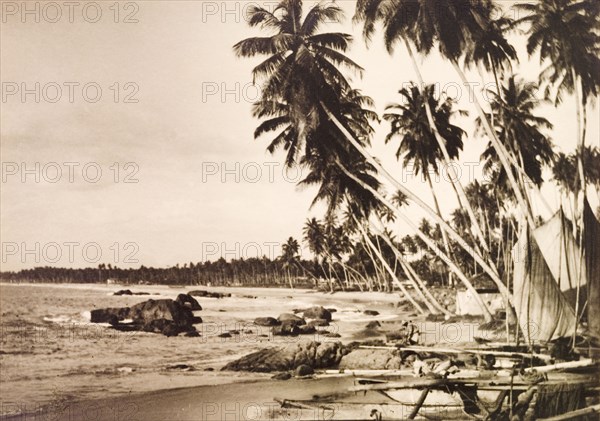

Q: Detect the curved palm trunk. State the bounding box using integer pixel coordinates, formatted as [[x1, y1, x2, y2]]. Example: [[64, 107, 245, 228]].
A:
[[287, 267, 294, 289], [403, 38, 491, 257], [449, 60, 535, 231], [343, 259, 371, 290], [360, 230, 386, 291], [374, 236, 392, 292], [373, 217, 451, 316], [321, 102, 510, 307], [322, 250, 346, 291], [426, 174, 454, 286], [372, 222, 439, 312], [353, 215, 427, 314], [573, 69, 586, 200], [337, 160, 493, 321]]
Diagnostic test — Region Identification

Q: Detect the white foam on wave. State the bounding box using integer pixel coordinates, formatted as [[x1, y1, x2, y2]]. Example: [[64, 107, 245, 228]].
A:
[[43, 312, 95, 325], [43, 314, 73, 324]]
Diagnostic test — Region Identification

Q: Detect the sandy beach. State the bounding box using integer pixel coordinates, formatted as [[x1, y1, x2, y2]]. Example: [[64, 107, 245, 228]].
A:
[[0, 282, 484, 420], [3, 376, 401, 421]]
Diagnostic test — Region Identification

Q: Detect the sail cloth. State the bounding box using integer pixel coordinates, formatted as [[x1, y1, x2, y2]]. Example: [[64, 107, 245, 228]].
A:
[[533, 209, 587, 308], [513, 224, 577, 343], [584, 200, 600, 339]]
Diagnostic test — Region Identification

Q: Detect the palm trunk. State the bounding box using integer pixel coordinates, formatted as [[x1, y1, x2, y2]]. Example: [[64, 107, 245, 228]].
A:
[[321, 101, 510, 308], [403, 38, 491, 256], [573, 69, 586, 201], [373, 217, 451, 316], [449, 59, 535, 230], [323, 250, 345, 291], [343, 261, 370, 290], [426, 174, 454, 286], [354, 215, 427, 314], [360, 231, 386, 291], [337, 160, 493, 321]]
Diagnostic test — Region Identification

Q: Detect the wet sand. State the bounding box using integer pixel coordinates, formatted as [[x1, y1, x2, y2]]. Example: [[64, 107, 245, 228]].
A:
[[2, 375, 406, 421]]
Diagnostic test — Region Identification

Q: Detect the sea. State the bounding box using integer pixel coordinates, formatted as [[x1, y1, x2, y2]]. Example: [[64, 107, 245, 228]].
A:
[[0, 282, 402, 418]]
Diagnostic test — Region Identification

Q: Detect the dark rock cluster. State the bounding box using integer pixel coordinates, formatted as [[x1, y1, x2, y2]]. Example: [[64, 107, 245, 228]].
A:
[[222, 341, 347, 372], [252, 306, 333, 337], [112, 289, 151, 296], [188, 290, 231, 299], [90, 293, 202, 337]]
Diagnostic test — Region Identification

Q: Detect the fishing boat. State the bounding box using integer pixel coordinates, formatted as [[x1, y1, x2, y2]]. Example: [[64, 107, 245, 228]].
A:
[[273, 202, 600, 419]]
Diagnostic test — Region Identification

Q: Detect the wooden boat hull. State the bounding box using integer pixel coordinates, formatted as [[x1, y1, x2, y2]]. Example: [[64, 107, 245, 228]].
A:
[[383, 388, 502, 405], [274, 399, 473, 420]]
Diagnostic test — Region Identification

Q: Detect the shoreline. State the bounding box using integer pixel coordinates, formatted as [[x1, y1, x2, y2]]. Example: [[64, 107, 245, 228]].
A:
[[1, 376, 387, 421], [0, 283, 485, 420]]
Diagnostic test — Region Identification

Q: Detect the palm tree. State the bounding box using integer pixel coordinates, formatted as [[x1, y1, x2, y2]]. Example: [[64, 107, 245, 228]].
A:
[[355, 0, 536, 232], [281, 236, 300, 288], [516, 0, 600, 193], [355, 0, 509, 250], [476, 76, 554, 198], [384, 84, 466, 282], [235, 0, 366, 168], [236, 0, 498, 318], [463, 11, 517, 92], [553, 146, 600, 223], [336, 161, 494, 320]]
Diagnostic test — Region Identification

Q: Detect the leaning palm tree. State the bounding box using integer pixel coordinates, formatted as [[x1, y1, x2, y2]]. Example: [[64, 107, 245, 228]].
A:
[[384, 84, 466, 279], [236, 0, 497, 318], [476, 76, 554, 199], [516, 0, 600, 194], [463, 11, 517, 92], [354, 0, 536, 232], [337, 161, 494, 319], [235, 0, 366, 168]]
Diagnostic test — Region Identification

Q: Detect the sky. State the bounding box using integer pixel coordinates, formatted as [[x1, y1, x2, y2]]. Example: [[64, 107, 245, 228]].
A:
[[1, 0, 598, 271]]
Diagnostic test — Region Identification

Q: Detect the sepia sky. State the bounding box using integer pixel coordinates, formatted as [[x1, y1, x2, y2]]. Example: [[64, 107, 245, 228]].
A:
[[1, 0, 598, 271]]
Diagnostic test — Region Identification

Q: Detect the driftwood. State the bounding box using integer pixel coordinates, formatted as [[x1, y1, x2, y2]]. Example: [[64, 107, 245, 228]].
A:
[[536, 404, 600, 421], [348, 378, 595, 392], [322, 369, 413, 376], [359, 345, 554, 361], [523, 358, 594, 373], [348, 378, 447, 392], [274, 398, 334, 411]]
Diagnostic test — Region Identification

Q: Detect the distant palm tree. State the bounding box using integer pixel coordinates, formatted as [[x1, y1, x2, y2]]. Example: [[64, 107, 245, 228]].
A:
[[553, 146, 600, 217], [281, 236, 300, 288], [391, 190, 409, 208]]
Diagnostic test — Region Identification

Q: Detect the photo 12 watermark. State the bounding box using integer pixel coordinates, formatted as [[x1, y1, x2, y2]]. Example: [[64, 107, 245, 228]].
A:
[[200, 1, 337, 24], [1, 82, 140, 104], [1, 241, 140, 265], [1, 162, 140, 184], [201, 161, 306, 184], [1, 1, 140, 24], [200, 241, 303, 261], [0, 400, 139, 421]]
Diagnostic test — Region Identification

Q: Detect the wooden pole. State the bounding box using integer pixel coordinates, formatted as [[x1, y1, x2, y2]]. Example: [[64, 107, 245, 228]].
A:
[[407, 388, 430, 419]]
